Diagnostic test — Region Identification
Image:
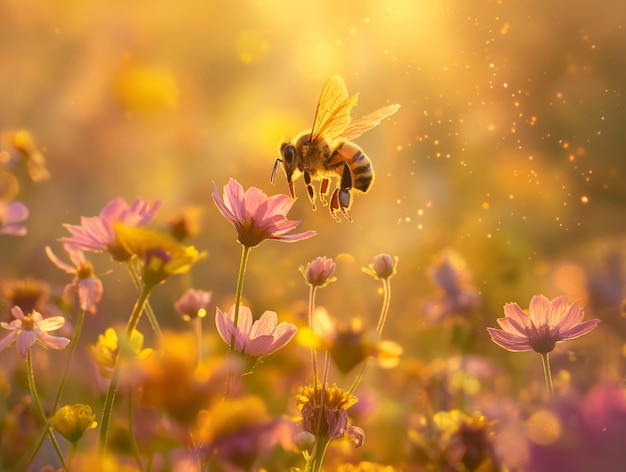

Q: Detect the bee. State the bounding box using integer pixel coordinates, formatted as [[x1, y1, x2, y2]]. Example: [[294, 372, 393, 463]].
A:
[[270, 75, 400, 221]]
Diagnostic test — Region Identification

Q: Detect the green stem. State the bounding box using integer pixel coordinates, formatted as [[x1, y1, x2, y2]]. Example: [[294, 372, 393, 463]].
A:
[[308, 285, 319, 394], [127, 388, 143, 470], [305, 438, 330, 472], [127, 262, 162, 337], [540, 352, 555, 399], [230, 245, 251, 350], [224, 245, 251, 397], [26, 351, 67, 470], [99, 283, 154, 455], [53, 308, 86, 410], [20, 307, 86, 469]]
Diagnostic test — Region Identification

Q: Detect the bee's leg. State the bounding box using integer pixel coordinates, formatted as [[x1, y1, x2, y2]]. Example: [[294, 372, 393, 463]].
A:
[[303, 169, 317, 210], [329, 163, 353, 222], [319, 178, 330, 206]]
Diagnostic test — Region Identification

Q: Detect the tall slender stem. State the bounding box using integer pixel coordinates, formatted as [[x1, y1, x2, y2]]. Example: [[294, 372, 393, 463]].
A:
[[195, 316, 203, 366], [540, 352, 555, 399], [99, 283, 153, 455], [224, 244, 251, 397], [21, 307, 87, 469], [26, 351, 67, 470], [127, 262, 162, 337], [230, 245, 251, 349], [53, 308, 86, 410], [375, 278, 391, 339], [308, 285, 320, 393]]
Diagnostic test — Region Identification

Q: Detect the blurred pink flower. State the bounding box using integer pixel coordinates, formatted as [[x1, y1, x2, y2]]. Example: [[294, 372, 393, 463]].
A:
[[0, 306, 70, 358], [487, 295, 600, 354], [0, 200, 28, 236], [46, 244, 103, 313], [215, 305, 297, 357], [60, 197, 162, 261], [174, 288, 212, 320], [300, 256, 337, 287], [212, 178, 315, 248]]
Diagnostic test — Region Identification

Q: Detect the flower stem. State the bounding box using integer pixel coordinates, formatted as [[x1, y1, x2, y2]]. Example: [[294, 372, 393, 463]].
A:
[[53, 308, 86, 410], [308, 285, 320, 393], [230, 245, 251, 349], [26, 351, 67, 470], [127, 261, 162, 337], [127, 388, 143, 470], [99, 283, 153, 455], [20, 307, 86, 469], [375, 278, 392, 339], [540, 352, 555, 399], [224, 245, 251, 397]]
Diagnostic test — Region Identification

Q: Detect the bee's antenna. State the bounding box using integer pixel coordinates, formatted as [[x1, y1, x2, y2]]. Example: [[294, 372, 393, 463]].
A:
[[270, 158, 282, 184]]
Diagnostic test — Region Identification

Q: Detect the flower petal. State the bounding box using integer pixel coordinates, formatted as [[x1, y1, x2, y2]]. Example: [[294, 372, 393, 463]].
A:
[[499, 303, 531, 335], [16, 331, 37, 357], [249, 311, 278, 340], [45, 246, 76, 274], [528, 294, 551, 326], [37, 316, 66, 332], [37, 332, 70, 351], [487, 328, 533, 352], [559, 318, 600, 341], [555, 300, 585, 332], [0, 331, 17, 352]]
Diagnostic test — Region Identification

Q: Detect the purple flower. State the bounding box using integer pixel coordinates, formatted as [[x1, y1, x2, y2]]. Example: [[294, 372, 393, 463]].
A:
[[215, 305, 297, 357], [46, 244, 103, 313], [0, 200, 28, 236], [0, 306, 70, 358], [212, 179, 315, 248], [174, 288, 212, 320], [60, 198, 161, 261], [487, 295, 600, 354]]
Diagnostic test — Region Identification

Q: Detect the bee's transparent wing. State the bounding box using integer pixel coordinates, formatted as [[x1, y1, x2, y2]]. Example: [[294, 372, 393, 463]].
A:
[[310, 75, 359, 142], [338, 104, 400, 142]]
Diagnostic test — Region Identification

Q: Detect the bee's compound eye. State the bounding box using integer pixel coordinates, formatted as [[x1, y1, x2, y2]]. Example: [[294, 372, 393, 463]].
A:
[[283, 145, 295, 164]]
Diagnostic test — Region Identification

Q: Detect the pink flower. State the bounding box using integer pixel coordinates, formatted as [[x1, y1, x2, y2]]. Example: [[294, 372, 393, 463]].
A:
[[215, 305, 297, 357], [487, 295, 600, 354], [46, 244, 103, 313], [300, 256, 337, 287], [212, 179, 315, 248], [0, 200, 28, 236], [0, 306, 70, 358], [174, 288, 212, 320], [60, 198, 162, 261]]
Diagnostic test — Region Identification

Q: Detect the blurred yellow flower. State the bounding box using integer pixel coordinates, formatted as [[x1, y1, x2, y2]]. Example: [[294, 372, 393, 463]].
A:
[[114, 223, 206, 286], [50, 404, 97, 445], [90, 327, 153, 378]]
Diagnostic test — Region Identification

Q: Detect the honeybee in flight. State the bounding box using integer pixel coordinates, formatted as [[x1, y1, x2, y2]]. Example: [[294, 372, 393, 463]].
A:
[[270, 75, 400, 221]]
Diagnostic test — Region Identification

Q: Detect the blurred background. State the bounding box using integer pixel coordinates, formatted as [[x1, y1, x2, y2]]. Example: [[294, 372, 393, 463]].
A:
[[1, 0, 625, 466]]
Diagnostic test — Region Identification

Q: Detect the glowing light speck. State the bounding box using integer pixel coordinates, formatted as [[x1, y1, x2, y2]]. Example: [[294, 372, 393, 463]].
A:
[[581, 195, 589, 203]]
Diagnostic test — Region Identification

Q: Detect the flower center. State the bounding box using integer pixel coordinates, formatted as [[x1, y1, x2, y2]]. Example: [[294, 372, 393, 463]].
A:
[[526, 324, 557, 354], [22, 315, 36, 331]]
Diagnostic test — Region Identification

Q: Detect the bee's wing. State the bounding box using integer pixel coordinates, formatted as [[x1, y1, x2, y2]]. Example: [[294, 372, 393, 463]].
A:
[[338, 104, 401, 142], [310, 75, 359, 142]]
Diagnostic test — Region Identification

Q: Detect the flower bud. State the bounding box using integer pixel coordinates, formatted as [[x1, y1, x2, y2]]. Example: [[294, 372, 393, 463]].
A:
[[300, 256, 337, 287], [363, 254, 398, 280]]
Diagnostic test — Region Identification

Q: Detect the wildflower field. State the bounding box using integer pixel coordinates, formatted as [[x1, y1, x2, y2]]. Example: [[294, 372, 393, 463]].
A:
[[1, 1, 625, 471]]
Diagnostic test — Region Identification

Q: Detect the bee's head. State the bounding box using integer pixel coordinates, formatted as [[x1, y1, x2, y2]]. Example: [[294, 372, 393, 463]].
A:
[[271, 140, 298, 199]]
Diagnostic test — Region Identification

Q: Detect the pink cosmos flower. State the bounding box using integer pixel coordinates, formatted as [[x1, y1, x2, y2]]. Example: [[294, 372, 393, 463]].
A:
[[487, 295, 600, 354], [60, 197, 162, 261], [215, 305, 297, 357], [0, 306, 70, 358], [46, 244, 103, 313], [212, 179, 315, 248], [174, 288, 212, 320], [0, 200, 28, 236]]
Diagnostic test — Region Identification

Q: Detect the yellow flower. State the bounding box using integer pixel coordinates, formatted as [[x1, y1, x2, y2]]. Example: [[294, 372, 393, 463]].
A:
[[90, 327, 153, 378], [114, 223, 207, 286], [50, 404, 97, 445]]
